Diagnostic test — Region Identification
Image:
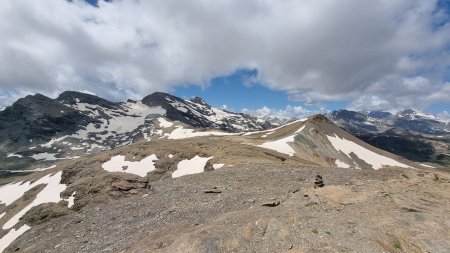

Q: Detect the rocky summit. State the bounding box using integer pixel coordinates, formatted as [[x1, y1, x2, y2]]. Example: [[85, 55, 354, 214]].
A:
[[0, 92, 449, 253]]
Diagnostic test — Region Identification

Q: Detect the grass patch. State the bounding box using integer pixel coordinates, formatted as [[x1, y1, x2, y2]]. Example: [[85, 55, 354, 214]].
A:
[[393, 242, 401, 249], [382, 192, 392, 198], [312, 229, 318, 234]]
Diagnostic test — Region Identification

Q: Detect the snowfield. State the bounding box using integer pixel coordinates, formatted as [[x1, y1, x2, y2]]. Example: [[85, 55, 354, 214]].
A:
[[255, 125, 306, 156], [102, 154, 158, 177], [327, 134, 409, 170], [172, 156, 213, 178], [257, 135, 297, 156], [166, 126, 236, 140], [243, 118, 308, 136], [2, 171, 67, 230], [157, 117, 173, 128], [0, 225, 30, 253]]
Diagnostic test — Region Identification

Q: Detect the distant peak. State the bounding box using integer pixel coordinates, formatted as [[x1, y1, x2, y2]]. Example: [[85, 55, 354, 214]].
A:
[[56, 90, 117, 108], [398, 109, 416, 115], [189, 96, 208, 106], [15, 93, 53, 105], [308, 114, 330, 123]]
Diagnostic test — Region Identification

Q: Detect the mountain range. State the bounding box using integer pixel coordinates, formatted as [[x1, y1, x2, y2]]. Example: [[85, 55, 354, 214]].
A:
[[327, 109, 450, 166], [0, 91, 449, 252], [1, 91, 448, 177]]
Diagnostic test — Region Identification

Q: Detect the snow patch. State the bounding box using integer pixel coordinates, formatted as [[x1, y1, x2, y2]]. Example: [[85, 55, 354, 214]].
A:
[[335, 159, 350, 168], [261, 131, 275, 138], [6, 153, 22, 158], [243, 118, 308, 136], [31, 152, 59, 161], [257, 135, 296, 156], [102, 154, 158, 177], [0, 225, 31, 253], [30, 165, 56, 172], [295, 125, 306, 133], [3, 171, 66, 230], [67, 191, 76, 208], [213, 163, 225, 169], [157, 117, 173, 128], [172, 156, 213, 178], [167, 126, 236, 140], [326, 134, 409, 170]]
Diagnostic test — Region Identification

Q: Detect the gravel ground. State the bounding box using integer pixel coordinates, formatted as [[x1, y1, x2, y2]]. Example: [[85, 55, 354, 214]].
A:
[[7, 164, 450, 253]]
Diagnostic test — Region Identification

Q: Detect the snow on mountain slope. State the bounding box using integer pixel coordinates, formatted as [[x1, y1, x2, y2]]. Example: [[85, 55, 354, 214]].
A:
[[326, 109, 450, 165], [172, 155, 213, 178], [247, 115, 413, 170], [327, 109, 450, 135], [0, 170, 72, 252], [0, 112, 423, 251], [326, 134, 409, 169], [101, 154, 158, 177], [256, 125, 307, 156], [0, 91, 273, 176]]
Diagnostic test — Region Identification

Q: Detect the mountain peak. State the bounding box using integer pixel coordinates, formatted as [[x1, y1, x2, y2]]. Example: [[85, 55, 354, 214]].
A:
[[56, 91, 118, 108], [189, 96, 209, 106], [141, 92, 182, 107], [367, 111, 392, 119]]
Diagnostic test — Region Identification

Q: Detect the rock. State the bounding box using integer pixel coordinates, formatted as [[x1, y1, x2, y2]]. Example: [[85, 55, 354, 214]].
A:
[[111, 180, 135, 191], [108, 190, 123, 198], [261, 199, 281, 207], [314, 175, 324, 188], [203, 189, 222, 193]]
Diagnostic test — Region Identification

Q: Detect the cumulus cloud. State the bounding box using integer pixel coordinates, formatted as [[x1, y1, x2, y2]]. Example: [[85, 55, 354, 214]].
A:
[[0, 0, 449, 110], [242, 105, 325, 120]]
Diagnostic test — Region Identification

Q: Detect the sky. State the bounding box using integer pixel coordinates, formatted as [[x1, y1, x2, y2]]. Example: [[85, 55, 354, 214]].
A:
[[0, 0, 449, 119]]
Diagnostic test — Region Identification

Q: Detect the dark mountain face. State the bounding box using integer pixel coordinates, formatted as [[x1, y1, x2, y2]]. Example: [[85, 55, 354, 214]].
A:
[[141, 92, 270, 132], [326, 109, 450, 165], [0, 94, 93, 151], [141, 92, 212, 128], [368, 111, 392, 119], [329, 110, 367, 122], [57, 91, 119, 109]]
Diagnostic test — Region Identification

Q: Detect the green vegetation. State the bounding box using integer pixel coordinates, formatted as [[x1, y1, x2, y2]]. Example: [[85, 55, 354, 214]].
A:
[[436, 154, 450, 167], [382, 192, 392, 198], [393, 242, 401, 249]]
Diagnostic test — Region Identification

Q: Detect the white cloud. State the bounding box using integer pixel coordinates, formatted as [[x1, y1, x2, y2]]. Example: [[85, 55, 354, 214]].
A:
[[242, 105, 325, 120], [0, 0, 449, 110], [437, 111, 450, 121]]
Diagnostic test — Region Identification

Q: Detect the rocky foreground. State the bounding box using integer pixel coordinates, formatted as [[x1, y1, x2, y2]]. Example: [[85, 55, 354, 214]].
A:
[[7, 164, 450, 253]]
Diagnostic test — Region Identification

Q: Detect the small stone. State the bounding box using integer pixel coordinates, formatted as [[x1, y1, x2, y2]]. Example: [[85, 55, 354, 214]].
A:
[[203, 189, 222, 193], [261, 199, 280, 207]]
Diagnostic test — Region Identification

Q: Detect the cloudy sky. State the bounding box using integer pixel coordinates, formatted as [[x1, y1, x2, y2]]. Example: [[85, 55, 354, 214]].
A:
[[0, 0, 449, 118]]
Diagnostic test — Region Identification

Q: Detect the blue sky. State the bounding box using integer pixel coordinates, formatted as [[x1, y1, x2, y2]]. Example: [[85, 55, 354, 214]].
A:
[[173, 70, 348, 113]]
